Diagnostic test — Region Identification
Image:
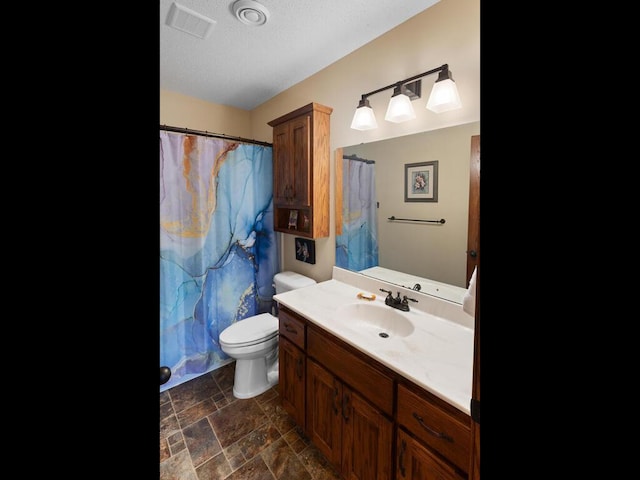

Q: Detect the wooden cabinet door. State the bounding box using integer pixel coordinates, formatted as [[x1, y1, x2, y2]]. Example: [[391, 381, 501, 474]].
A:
[[272, 115, 310, 208], [341, 386, 393, 480], [307, 359, 343, 468], [397, 429, 466, 480], [272, 122, 292, 206], [289, 115, 311, 207], [279, 336, 305, 429]]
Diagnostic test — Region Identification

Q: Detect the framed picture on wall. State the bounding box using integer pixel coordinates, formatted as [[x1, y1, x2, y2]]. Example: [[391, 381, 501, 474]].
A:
[[295, 237, 316, 264], [404, 161, 438, 202]]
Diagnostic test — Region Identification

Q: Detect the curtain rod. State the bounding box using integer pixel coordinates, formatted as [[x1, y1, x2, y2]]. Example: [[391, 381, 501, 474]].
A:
[[160, 124, 273, 147], [343, 153, 375, 164]]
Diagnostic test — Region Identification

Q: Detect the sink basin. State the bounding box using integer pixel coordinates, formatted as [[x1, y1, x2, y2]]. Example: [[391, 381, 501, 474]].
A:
[[336, 303, 415, 338]]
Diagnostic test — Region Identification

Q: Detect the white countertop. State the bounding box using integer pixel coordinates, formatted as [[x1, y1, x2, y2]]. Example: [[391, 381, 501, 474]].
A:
[[273, 267, 474, 415]]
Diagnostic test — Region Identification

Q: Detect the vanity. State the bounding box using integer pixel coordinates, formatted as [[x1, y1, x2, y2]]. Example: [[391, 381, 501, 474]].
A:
[[275, 266, 474, 480]]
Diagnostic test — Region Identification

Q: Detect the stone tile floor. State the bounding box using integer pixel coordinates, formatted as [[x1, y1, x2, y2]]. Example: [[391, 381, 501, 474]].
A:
[[160, 361, 341, 480]]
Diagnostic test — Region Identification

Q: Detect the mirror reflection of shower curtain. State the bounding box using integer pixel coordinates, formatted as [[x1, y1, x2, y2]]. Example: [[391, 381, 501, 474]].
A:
[[159, 131, 278, 392], [336, 156, 379, 270]]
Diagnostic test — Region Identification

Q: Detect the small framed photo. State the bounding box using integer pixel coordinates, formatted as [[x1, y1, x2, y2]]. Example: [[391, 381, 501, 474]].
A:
[[288, 209, 298, 229], [295, 237, 316, 264], [404, 161, 438, 202]]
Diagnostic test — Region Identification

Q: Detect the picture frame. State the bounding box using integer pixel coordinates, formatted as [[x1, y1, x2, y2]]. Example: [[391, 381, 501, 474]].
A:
[[404, 160, 438, 202], [288, 209, 298, 229], [295, 237, 316, 264]]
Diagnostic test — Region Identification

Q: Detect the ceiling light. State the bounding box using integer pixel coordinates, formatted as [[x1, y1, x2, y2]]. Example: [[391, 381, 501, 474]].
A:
[[232, 0, 270, 26], [350, 64, 462, 131]]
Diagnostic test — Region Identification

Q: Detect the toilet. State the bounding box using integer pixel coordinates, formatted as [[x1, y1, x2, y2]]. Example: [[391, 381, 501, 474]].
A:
[[219, 271, 316, 399]]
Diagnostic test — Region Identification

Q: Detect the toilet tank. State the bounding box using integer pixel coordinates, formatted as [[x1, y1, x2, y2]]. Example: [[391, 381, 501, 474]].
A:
[[273, 271, 316, 294]]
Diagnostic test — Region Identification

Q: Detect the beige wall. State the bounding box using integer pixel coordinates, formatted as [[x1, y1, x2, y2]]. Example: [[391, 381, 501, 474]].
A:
[[160, 90, 252, 138], [160, 0, 480, 284]]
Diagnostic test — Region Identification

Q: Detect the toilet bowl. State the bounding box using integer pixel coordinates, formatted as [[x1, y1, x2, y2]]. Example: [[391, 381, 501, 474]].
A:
[[219, 271, 316, 399]]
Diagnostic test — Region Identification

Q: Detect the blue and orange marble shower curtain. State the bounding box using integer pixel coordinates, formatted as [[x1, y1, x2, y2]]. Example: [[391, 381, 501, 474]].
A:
[[160, 131, 278, 392], [335, 157, 379, 271]]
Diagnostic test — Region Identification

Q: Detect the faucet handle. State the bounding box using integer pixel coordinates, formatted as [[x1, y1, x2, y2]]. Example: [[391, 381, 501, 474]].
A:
[[402, 295, 418, 305], [379, 288, 393, 297]]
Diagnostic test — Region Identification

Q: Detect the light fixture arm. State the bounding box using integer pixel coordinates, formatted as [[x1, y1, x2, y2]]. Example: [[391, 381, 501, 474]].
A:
[[359, 64, 449, 102]]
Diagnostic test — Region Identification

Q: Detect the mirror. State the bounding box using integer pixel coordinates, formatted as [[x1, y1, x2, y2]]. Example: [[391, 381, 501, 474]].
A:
[[335, 121, 480, 304]]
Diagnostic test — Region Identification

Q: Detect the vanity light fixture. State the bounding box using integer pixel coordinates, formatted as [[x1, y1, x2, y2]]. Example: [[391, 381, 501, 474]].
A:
[[350, 64, 462, 131]]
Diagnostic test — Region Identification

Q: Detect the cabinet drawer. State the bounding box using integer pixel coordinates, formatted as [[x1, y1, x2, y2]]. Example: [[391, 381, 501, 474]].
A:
[[279, 309, 306, 349], [397, 384, 470, 473], [307, 327, 393, 416]]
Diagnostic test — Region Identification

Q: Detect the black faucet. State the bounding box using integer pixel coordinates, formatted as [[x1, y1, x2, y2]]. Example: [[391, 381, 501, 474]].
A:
[[379, 289, 418, 312]]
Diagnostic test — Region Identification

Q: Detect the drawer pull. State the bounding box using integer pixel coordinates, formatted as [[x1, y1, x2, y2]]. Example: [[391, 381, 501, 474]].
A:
[[398, 439, 406, 477], [295, 357, 303, 379], [285, 324, 297, 334], [342, 392, 350, 422], [412, 412, 453, 442]]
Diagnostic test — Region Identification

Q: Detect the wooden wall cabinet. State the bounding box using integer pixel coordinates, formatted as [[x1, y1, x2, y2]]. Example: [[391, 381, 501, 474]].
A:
[[268, 102, 332, 238]]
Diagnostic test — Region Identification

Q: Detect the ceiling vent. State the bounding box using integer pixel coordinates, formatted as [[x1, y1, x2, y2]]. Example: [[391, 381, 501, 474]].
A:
[[232, 0, 270, 26], [166, 2, 216, 39]]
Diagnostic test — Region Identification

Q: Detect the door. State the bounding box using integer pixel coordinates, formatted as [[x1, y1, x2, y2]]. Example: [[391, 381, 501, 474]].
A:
[[466, 135, 480, 285], [467, 134, 480, 479]]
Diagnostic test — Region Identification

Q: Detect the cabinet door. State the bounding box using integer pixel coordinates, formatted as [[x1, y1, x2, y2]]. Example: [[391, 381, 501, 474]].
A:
[[279, 336, 305, 429], [397, 430, 466, 480], [306, 359, 342, 468], [272, 115, 310, 208], [341, 386, 393, 480], [272, 122, 292, 205], [289, 115, 311, 207]]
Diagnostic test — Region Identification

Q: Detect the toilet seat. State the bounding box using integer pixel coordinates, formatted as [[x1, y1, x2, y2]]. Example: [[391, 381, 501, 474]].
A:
[[219, 313, 278, 347]]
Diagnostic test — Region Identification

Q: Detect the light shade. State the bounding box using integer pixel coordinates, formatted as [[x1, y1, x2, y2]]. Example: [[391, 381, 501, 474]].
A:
[[350, 98, 378, 130], [426, 70, 462, 113], [384, 86, 416, 123]]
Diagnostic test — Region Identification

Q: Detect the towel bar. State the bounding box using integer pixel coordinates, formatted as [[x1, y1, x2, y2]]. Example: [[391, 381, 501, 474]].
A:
[[387, 216, 445, 224]]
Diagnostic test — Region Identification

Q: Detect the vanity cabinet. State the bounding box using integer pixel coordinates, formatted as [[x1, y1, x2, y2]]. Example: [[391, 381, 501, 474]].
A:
[[307, 327, 394, 479], [276, 305, 471, 480], [268, 102, 332, 238]]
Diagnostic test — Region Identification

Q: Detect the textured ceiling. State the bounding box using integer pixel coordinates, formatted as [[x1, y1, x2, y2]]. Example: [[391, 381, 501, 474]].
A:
[[160, 0, 440, 110]]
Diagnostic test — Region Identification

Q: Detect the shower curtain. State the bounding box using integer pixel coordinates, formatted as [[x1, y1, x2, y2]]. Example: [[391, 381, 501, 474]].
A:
[[160, 131, 278, 392], [336, 156, 379, 270]]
